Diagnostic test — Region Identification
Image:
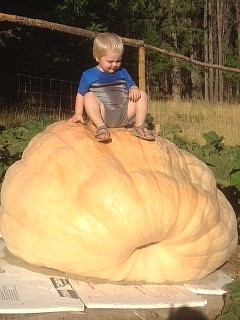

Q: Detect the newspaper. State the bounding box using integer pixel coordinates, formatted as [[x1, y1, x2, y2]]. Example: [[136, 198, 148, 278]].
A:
[[71, 280, 207, 309], [0, 274, 85, 314]]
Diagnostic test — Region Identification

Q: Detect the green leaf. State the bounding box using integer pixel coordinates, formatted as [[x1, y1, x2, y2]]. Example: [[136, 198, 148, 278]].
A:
[[224, 278, 240, 296], [220, 279, 240, 319], [232, 151, 240, 170], [216, 312, 239, 320], [161, 123, 182, 139], [202, 131, 224, 146], [230, 171, 240, 191]]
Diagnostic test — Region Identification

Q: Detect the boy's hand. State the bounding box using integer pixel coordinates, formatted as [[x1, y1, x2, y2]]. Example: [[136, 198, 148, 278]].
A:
[[129, 86, 141, 103], [68, 113, 85, 124]]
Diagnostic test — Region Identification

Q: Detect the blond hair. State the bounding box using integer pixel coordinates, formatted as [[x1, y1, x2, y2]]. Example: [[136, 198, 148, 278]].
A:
[[93, 33, 124, 59]]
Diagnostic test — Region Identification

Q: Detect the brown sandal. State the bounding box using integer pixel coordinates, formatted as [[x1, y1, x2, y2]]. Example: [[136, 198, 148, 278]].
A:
[[131, 124, 155, 141], [95, 125, 112, 143]]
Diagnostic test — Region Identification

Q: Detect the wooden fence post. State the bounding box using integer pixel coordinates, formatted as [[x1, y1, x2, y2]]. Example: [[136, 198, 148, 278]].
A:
[[138, 45, 146, 91]]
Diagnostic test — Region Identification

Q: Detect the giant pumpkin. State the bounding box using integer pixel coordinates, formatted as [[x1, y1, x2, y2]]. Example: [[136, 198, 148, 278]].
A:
[[0, 121, 237, 283]]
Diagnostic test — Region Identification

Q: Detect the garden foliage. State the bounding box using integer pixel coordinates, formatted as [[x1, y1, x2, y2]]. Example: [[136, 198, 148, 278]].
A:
[[0, 117, 54, 184], [160, 123, 240, 192], [216, 278, 240, 320]]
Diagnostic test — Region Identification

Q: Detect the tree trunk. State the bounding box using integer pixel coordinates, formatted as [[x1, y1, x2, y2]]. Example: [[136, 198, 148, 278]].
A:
[[208, 1, 214, 103], [171, 60, 181, 102], [189, 15, 202, 101], [236, 0, 240, 58], [217, 0, 223, 104], [191, 61, 202, 100], [169, 0, 181, 102], [236, 80, 240, 102], [204, 0, 209, 102]]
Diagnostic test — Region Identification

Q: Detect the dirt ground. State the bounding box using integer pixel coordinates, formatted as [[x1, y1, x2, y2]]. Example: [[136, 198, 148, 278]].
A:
[[0, 245, 239, 320]]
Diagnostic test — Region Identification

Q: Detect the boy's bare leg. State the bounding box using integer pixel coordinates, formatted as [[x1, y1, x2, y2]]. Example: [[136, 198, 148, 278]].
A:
[[127, 90, 148, 126], [127, 91, 155, 140], [84, 92, 105, 127], [84, 92, 111, 142]]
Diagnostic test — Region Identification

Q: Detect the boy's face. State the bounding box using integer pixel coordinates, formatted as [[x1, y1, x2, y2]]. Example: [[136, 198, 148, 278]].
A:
[[95, 50, 122, 73]]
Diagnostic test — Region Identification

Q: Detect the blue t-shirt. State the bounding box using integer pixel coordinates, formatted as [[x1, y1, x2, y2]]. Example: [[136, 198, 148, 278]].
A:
[[77, 67, 136, 95]]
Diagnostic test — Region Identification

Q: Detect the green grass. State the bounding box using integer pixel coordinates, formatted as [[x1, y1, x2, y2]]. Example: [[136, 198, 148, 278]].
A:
[[149, 100, 240, 146]]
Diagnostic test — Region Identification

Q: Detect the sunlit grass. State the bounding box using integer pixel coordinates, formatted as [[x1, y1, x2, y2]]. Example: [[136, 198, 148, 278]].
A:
[[0, 105, 70, 128], [149, 100, 240, 146]]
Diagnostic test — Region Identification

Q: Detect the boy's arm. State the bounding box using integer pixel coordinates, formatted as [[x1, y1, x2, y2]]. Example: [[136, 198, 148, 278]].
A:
[[122, 68, 141, 102], [68, 93, 85, 123]]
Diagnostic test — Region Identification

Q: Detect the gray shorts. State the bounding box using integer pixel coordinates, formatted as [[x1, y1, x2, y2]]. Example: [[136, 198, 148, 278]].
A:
[[90, 85, 131, 128]]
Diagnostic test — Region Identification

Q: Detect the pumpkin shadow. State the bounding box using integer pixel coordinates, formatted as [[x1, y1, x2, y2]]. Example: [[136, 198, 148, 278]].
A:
[[218, 185, 240, 216], [168, 307, 208, 320], [218, 185, 240, 242]]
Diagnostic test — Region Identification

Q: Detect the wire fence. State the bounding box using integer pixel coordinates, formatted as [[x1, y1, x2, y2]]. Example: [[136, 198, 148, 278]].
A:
[[17, 74, 78, 118]]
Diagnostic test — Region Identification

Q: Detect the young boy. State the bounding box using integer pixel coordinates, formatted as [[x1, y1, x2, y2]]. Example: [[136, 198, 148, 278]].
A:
[[68, 32, 155, 143]]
